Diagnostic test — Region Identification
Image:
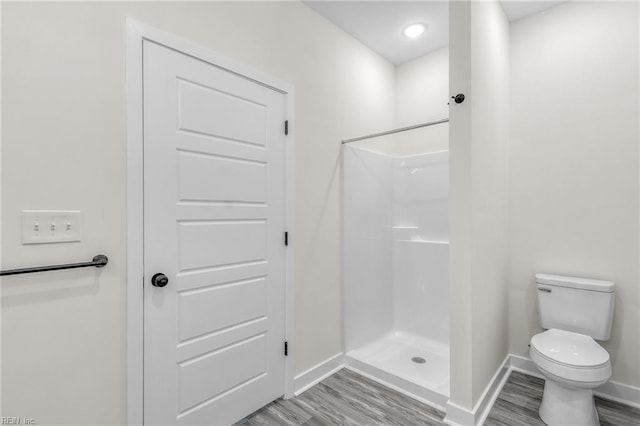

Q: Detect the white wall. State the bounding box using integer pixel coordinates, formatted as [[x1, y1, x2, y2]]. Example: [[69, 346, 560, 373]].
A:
[[0, 2, 396, 423], [396, 46, 450, 127], [394, 47, 450, 156], [449, 0, 474, 409], [449, 0, 510, 410], [509, 1, 640, 388], [468, 0, 510, 407], [350, 46, 450, 157]]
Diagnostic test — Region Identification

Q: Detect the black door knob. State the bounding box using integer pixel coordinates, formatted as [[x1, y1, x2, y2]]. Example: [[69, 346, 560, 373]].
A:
[[452, 93, 465, 104], [151, 273, 169, 288]]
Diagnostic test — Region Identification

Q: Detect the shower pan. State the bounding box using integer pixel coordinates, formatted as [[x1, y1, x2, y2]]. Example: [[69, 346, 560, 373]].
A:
[[342, 120, 450, 408]]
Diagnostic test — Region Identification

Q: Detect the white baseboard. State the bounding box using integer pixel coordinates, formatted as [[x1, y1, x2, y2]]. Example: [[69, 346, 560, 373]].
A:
[[474, 356, 512, 425], [509, 354, 640, 410], [443, 355, 511, 426], [293, 352, 344, 396], [508, 353, 542, 378], [596, 379, 640, 409], [443, 400, 475, 426]]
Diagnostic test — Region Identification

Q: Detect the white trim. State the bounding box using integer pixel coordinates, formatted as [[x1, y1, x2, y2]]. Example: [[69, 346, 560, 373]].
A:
[[338, 146, 348, 385], [125, 20, 145, 426], [125, 19, 295, 425], [442, 401, 475, 426], [509, 354, 640, 410], [283, 85, 296, 401], [443, 355, 511, 426], [595, 379, 640, 409], [508, 353, 542, 378], [473, 356, 511, 425], [294, 353, 345, 396]]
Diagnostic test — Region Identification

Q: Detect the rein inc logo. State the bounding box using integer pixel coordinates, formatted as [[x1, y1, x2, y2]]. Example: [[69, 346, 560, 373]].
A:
[[1, 418, 36, 425]]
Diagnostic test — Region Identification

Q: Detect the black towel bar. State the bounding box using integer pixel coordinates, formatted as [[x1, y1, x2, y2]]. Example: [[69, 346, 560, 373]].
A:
[[0, 254, 108, 276]]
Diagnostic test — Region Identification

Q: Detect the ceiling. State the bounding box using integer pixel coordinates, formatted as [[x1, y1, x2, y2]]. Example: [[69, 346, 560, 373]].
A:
[[304, 1, 566, 64]]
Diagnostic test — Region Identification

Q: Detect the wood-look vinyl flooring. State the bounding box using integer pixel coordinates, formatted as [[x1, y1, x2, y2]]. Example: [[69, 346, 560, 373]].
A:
[[236, 369, 640, 426], [236, 368, 444, 426]]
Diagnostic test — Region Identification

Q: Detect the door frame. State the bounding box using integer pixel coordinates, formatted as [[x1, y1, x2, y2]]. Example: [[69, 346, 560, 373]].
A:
[[125, 19, 296, 425]]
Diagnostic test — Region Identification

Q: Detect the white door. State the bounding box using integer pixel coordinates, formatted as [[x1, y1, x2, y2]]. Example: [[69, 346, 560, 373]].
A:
[[143, 40, 287, 425]]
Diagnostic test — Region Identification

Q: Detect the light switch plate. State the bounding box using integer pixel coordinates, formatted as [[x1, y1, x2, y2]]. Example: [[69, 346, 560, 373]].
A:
[[22, 210, 82, 244]]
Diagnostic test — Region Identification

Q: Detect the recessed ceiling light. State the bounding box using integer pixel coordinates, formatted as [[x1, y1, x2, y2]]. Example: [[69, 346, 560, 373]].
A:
[[403, 23, 427, 38]]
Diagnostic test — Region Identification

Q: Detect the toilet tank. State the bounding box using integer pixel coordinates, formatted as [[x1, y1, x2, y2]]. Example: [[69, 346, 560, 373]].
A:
[[536, 273, 615, 341]]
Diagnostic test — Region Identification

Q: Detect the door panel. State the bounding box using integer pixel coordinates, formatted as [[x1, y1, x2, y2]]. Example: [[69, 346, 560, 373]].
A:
[[177, 78, 268, 147], [143, 40, 286, 425], [177, 220, 267, 270], [178, 151, 267, 203], [177, 277, 267, 341], [177, 333, 267, 413]]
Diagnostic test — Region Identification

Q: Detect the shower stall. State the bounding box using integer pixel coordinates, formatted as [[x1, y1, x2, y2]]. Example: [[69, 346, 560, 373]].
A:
[[342, 120, 449, 408]]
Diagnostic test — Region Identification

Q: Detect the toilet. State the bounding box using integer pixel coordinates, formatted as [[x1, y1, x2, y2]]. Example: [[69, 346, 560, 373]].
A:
[[530, 273, 615, 426]]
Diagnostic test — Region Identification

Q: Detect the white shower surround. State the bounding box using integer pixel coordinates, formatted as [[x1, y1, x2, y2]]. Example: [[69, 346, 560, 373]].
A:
[[342, 145, 450, 403]]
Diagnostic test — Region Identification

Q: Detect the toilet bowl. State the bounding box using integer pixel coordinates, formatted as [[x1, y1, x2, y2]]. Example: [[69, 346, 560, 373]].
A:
[[531, 273, 615, 426], [530, 329, 611, 426]]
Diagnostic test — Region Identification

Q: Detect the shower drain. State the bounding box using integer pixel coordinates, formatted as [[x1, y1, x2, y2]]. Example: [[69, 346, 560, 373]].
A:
[[411, 356, 426, 364]]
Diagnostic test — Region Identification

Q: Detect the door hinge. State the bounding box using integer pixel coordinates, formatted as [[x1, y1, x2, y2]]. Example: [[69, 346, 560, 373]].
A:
[[284, 231, 289, 246], [284, 341, 289, 356], [285, 120, 289, 135]]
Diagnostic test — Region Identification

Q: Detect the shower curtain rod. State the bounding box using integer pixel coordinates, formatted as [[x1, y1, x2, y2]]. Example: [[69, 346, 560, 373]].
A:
[[341, 118, 449, 144]]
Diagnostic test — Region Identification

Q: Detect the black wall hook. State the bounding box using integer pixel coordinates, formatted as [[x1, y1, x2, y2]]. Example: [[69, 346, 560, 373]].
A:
[[452, 93, 465, 104]]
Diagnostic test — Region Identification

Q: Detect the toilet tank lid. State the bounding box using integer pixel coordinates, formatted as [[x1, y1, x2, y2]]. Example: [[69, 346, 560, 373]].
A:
[[535, 273, 615, 293]]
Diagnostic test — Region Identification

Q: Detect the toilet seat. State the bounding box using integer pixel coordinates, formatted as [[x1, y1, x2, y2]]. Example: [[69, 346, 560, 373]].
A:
[[530, 329, 611, 385]]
